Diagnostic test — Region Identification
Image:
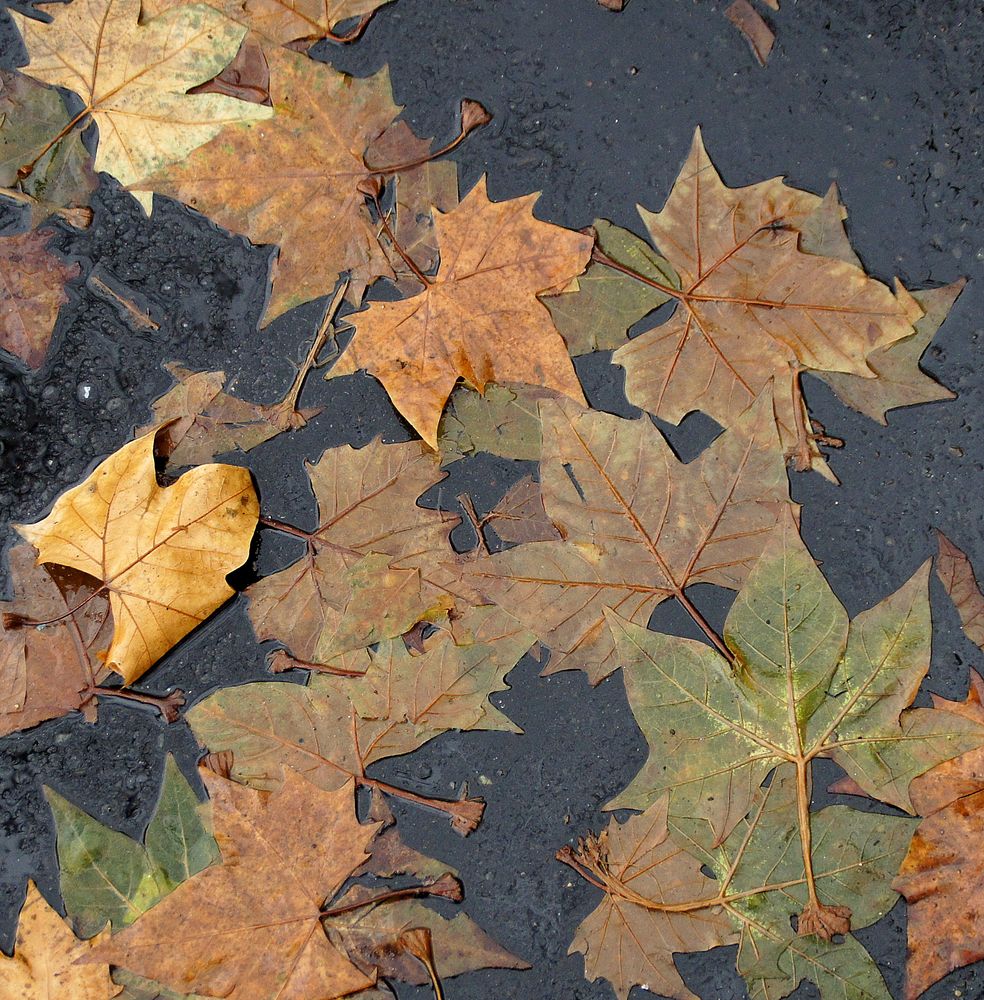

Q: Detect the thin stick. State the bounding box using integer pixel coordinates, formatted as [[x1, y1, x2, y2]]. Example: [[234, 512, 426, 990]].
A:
[[87, 273, 159, 331]]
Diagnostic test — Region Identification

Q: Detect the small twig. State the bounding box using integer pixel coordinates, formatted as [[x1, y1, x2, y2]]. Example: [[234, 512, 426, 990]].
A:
[[456, 493, 490, 555]]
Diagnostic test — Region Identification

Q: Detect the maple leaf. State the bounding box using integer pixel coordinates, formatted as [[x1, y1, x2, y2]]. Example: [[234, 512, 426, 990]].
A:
[[329, 176, 593, 448], [13, 426, 258, 685], [462, 387, 791, 684], [9, 0, 272, 213], [138, 46, 471, 322], [481, 475, 564, 546], [0, 228, 78, 368], [142, 0, 394, 47], [89, 768, 524, 997], [934, 530, 984, 649], [46, 754, 219, 938], [1, 881, 120, 999], [247, 437, 462, 671], [437, 382, 562, 464], [187, 605, 533, 833], [0, 69, 97, 226], [592, 129, 922, 477]]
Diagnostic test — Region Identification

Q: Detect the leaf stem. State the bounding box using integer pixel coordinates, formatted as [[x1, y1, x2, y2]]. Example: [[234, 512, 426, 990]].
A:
[[83, 685, 185, 722], [18, 107, 91, 180], [363, 184, 432, 286], [397, 927, 446, 1000], [320, 873, 461, 919], [361, 776, 485, 836], [258, 516, 313, 541]]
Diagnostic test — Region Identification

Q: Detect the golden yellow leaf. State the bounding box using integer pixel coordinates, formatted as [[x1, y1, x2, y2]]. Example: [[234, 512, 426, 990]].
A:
[[331, 177, 592, 447], [2, 881, 120, 999], [15, 427, 258, 684], [10, 0, 272, 211]]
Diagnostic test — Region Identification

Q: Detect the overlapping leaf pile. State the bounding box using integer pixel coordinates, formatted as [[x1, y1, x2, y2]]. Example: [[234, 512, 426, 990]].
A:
[[1, 1, 980, 998]]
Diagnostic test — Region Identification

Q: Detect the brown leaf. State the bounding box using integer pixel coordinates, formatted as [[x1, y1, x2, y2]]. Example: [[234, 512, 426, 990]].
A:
[[610, 129, 921, 476], [934, 530, 984, 649], [893, 670, 984, 999], [725, 0, 775, 66], [138, 46, 457, 321], [0, 229, 78, 368], [15, 426, 258, 684], [462, 388, 792, 683], [2, 882, 120, 999], [142, 0, 393, 47], [484, 475, 563, 546], [188, 36, 271, 105], [0, 543, 112, 736], [330, 177, 592, 447], [247, 438, 461, 669]]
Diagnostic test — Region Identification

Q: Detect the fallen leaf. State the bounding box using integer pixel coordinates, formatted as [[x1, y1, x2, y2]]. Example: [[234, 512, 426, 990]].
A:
[[46, 754, 219, 938], [0, 228, 78, 368], [725, 0, 775, 66], [138, 46, 466, 321], [546, 218, 679, 355], [89, 768, 524, 995], [0, 69, 97, 225], [933, 531, 984, 649], [188, 605, 532, 833], [462, 388, 791, 683], [438, 382, 562, 464], [187, 36, 271, 105], [10, 0, 272, 212], [606, 129, 922, 476], [142, 0, 394, 47], [482, 475, 563, 546], [330, 176, 592, 448], [15, 426, 258, 684], [1, 881, 120, 999], [606, 509, 982, 842], [247, 438, 461, 670]]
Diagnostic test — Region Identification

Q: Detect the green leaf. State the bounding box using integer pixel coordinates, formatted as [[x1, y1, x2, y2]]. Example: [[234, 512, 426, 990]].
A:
[[46, 754, 218, 937]]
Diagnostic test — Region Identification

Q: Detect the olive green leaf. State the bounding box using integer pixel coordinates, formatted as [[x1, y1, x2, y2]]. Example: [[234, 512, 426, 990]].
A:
[[45, 755, 218, 937]]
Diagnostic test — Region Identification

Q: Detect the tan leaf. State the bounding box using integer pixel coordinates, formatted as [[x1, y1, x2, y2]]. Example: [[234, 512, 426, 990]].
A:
[[247, 438, 460, 669], [2, 882, 120, 999], [462, 388, 792, 683], [15, 426, 258, 684], [0, 229, 78, 368], [483, 475, 563, 546], [137, 46, 455, 321], [934, 530, 984, 650], [610, 128, 921, 474], [10, 0, 272, 211], [143, 0, 394, 47], [330, 177, 592, 447]]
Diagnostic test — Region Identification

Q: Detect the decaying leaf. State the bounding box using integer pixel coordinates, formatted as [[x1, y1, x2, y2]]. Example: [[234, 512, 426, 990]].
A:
[[139, 46, 466, 321], [463, 388, 791, 683], [596, 129, 923, 476], [0, 228, 78, 368], [0, 69, 97, 225], [934, 530, 984, 650], [88, 768, 525, 996], [46, 754, 219, 938], [330, 177, 593, 448], [482, 475, 563, 546], [14, 426, 258, 685], [438, 382, 562, 464], [142, 0, 394, 47], [725, 0, 775, 66], [1, 881, 120, 999], [188, 604, 533, 833], [563, 512, 981, 1000], [10, 0, 272, 212], [247, 437, 463, 670]]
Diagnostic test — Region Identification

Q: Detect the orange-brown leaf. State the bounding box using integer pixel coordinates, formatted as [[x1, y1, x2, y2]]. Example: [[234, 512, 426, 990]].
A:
[[935, 530, 984, 650], [330, 177, 592, 447]]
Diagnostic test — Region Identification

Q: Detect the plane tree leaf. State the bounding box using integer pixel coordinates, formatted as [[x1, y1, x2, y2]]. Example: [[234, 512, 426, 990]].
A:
[[45, 754, 219, 938], [546, 218, 679, 355], [0, 69, 97, 225], [246, 437, 463, 672], [934, 530, 984, 649], [0, 228, 78, 368], [603, 129, 923, 476], [87, 768, 525, 996], [462, 387, 791, 683], [482, 475, 563, 546], [142, 0, 395, 48], [138, 46, 465, 321], [187, 605, 532, 834], [0, 881, 120, 999], [437, 382, 562, 464], [10, 0, 272, 212], [14, 426, 259, 685], [329, 176, 592, 448]]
